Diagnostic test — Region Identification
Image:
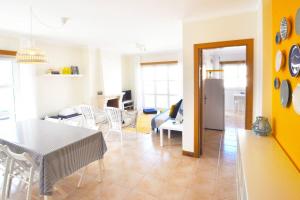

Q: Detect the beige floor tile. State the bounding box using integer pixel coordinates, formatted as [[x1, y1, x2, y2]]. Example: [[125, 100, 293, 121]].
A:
[[134, 175, 165, 197], [125, 190, 158, 200], [165, 170, 194, 187], [90, 183, 130, 200], [183, 188, 212, 200], [114, 171, 144, 189], [159, 182, 187, 200], [5, 114, 240, 200]]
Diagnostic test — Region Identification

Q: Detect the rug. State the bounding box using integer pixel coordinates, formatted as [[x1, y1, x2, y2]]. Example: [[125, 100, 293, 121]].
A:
[[124, 113, 155, 134]]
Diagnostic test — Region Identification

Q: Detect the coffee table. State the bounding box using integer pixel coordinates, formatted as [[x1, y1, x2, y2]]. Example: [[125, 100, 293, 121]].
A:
[[159, 119, 183, 147]]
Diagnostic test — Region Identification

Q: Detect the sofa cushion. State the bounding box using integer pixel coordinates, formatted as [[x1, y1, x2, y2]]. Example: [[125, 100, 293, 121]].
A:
[[175, 101, 183, 123], [170, 99, 182, 118], [143, 108, 157, 114], [151, 110, 170, 129], [169, 105, 176, 117]]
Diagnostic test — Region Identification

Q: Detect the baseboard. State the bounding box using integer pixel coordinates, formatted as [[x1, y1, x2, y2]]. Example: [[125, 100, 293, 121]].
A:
[[182, 150, 194, 157]]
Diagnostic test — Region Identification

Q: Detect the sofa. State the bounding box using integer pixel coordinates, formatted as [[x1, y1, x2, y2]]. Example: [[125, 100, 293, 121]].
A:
[[151, 110, 172, 131], [151, 99, 183, 132]]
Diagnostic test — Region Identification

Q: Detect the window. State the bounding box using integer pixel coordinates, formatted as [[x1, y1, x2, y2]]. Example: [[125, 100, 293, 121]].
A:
[[223, 63, 247, 89], [141, 63, 181, 109], [0, 59, 16, 121]]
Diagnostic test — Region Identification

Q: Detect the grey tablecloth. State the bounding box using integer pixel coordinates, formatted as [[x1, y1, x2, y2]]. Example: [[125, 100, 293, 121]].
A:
[[0, 120, 107, 195]]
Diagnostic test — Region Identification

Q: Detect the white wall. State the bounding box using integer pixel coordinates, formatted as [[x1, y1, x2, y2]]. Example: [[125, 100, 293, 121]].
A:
[[122, 55, 136, 103], [84, 47, 103, 106], [0, 33, 127, 118], [101, 50, 122, 96], [140, 51, 179, 63], [182, 11, 261, 152], [0, 34, 89, 117], [35, 41, 88, 116]]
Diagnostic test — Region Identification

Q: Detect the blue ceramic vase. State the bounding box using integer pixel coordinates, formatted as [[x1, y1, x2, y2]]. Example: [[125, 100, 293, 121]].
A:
[[252, 116, 272, 136]]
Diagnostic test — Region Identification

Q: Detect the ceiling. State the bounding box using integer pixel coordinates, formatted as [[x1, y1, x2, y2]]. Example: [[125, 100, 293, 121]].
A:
[[0, 0, 258, 53], [203, 46, 246, 59]]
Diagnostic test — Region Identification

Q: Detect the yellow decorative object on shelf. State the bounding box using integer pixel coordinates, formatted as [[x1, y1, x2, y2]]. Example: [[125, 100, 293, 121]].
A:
[[61, 67, 71, 75]]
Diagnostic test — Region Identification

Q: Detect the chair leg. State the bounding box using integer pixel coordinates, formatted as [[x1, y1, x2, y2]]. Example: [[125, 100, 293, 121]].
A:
[[5, 159, 14, 200], [104, 130, 111, 140], [120, 131, 123, 145], [6, 176, 12, 199], [97, 159, 104, 182], [2, 159, 11, 200], [77, 167, 87, 188], [26, 168, 35, 200]]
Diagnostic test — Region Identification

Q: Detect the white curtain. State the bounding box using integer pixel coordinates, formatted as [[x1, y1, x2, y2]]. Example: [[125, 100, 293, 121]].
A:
[[14, 63, 38, 120]]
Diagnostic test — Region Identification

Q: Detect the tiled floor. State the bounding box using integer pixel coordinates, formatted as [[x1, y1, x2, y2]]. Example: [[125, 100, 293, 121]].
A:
[[8, 125, 238, 200], [225, 111, 245, 129]]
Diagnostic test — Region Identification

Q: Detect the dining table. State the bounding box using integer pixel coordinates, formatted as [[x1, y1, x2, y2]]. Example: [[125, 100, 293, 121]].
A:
[[0, 119, 107, 199]]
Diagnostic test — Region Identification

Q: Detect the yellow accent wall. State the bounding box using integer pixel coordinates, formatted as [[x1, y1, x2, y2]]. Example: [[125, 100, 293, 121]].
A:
[[263, 0, 272, 120], [272, 0, 300, 170]]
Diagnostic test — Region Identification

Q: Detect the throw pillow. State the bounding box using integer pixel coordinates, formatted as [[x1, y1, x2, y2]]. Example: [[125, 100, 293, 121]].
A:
[[169, 105, 176, 117], [170, 99, 182, 118]]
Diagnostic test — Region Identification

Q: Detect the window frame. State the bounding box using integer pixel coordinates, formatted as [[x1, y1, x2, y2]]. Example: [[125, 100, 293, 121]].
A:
[[0, 58, 17, 121], [222, 62, 247, 89], [141, 63, 180, 109]]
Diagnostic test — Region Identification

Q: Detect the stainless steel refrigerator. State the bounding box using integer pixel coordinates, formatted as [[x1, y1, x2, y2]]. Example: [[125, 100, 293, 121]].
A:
[[203, 79, 225, 131]]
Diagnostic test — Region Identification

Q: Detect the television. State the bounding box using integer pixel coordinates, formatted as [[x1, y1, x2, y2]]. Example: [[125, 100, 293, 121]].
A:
[[122, 90, 132, 102]]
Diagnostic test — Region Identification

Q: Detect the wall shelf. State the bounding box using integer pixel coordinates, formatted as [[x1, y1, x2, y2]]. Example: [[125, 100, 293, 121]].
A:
[[42, 74, 83, 78]]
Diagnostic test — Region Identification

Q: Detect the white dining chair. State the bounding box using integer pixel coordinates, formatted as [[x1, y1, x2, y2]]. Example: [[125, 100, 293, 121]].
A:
[[80, 105, 110, 135], [76, 105, 107, 188], [77, 159, 104, 188], [80, 105, 97, 129], [105, 107, 123, 144], [0, 145, 11, 200], [122, 110, 138, 138], [4, 147, 38, 200]]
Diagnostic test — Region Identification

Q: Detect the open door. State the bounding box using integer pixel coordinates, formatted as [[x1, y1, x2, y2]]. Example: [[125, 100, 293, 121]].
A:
[[194, 39, 254, 157]]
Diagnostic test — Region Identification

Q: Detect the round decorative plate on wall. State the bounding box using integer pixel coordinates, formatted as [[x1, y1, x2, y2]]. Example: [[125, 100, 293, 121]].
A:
[[292, 84, 300, 114], [280, 17, 291, 40], [274, 77, 280, 89], [296, 8, 300, 35], [289, 45, 300, 77], [275, 50, 284, 72], [280, 80, 291, 107], [275, 32, 281, 44]]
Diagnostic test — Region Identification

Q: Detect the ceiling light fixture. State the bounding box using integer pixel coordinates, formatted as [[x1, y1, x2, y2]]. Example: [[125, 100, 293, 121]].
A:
[[16, 7, 47, 64], [136, 43, 146, 52]]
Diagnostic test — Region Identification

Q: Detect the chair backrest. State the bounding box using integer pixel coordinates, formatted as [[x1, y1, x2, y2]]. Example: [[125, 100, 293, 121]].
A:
[[105, 107, 122, 131], [80, 105, 96, 127], [123, 110, 138, 128], [6, 147, 36, 170], [0, 144, 9, 166]]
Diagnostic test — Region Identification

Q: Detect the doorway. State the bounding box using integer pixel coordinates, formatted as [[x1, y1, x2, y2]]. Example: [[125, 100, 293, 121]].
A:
[[193, 39, 253, 157]]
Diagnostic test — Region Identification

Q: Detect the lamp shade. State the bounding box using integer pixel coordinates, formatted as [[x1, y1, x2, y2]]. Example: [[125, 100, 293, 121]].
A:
[[16, 48, 47, 64]]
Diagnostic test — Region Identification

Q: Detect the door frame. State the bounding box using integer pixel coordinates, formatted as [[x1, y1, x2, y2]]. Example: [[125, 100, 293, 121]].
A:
[[194, 39, 254, 157]]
